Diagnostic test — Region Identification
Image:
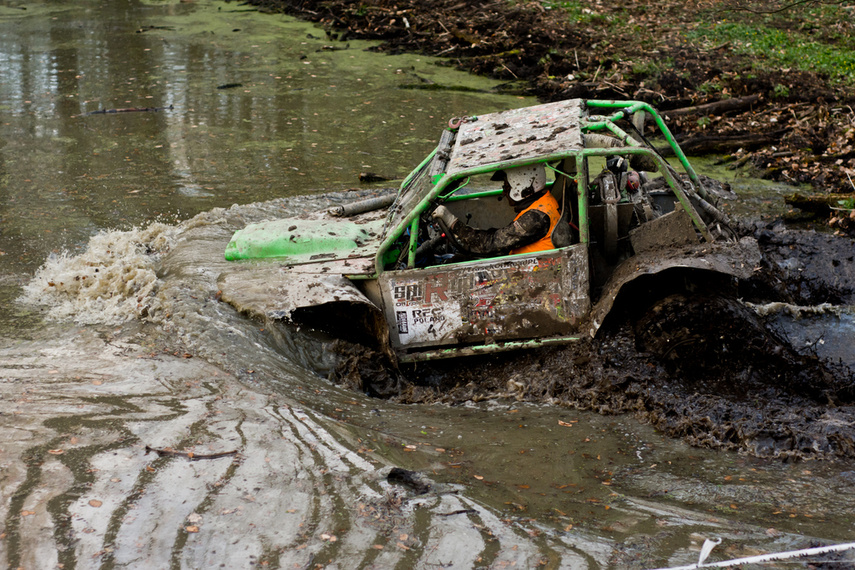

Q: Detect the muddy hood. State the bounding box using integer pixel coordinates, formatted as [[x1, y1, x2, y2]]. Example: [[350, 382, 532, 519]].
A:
[[224, 217, 385, 265]]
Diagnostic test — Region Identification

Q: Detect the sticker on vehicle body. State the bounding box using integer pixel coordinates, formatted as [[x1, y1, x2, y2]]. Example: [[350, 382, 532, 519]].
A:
[[379, 246, 590, 350]]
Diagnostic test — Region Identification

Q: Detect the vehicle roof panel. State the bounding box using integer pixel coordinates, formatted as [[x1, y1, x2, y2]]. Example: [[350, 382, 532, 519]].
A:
[[446, 99, 584, 175]]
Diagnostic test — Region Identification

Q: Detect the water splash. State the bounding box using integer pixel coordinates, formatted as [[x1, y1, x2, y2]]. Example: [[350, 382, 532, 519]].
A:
[[20, 223, 177, 325]]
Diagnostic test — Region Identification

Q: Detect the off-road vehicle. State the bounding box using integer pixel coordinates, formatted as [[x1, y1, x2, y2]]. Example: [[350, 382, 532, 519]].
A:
[[220, 99, 759, 364]]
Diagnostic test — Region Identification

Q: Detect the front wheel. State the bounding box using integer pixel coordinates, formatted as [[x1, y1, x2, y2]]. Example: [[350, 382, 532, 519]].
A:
[[633, 293, 814, 397]]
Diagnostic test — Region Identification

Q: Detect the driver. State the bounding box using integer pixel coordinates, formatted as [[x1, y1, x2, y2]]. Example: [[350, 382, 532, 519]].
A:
[[430, 164, 560, 256]]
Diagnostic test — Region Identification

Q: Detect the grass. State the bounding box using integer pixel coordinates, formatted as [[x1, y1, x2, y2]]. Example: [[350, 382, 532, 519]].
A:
[[541, 0, 613, 25], [538, 0, 855, 88], [686, 20, 855, 86]]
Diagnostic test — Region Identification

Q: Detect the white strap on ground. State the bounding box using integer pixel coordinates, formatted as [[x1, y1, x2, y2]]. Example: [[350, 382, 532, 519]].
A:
[[650, 540, 855, 570]]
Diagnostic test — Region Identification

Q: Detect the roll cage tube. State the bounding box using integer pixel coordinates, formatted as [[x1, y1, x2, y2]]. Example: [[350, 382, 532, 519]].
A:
[[375, 158, 572, 273], [373, 106, 714, 273], [577, 146, 713, 242], [584, 99, 708, 199]]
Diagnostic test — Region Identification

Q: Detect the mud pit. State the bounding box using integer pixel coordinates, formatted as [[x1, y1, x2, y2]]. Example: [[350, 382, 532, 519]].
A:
[[332, 224, 855, 461], [236, 0, 855, 452]]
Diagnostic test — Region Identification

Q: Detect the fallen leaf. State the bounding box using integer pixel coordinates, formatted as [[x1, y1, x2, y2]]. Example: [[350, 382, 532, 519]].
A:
[[21, 510, 35, 517], [48, 449, 64, 455], [92, 380, 103, 386], [185, 525, 199, 533], [558, 420, 574, 427], [473, 475, 484, 480], [397, 542, 410, 551], [564, 523, 574, 531], [88, 500, 103, 508], [372, 544, 384, 550], [187, 513, 202, 524]]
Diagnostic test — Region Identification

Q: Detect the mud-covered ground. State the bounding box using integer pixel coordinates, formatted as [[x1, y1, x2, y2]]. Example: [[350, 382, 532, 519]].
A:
[[232, 0, 855, 461], [330, 224, 855, 461], [241, 0, 855, 211]]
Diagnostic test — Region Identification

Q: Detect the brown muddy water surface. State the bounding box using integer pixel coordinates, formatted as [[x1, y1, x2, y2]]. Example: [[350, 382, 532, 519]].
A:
[[2, 1, 855, 568]]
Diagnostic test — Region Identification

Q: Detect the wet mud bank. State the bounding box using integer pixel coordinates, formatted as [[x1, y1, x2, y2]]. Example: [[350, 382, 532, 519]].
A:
[[240, 0, 855, 201], [338, 225, 855, 461]]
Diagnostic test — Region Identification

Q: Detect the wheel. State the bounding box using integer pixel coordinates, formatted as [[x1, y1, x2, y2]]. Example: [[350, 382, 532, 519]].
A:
[[633, 293, 797, 395]]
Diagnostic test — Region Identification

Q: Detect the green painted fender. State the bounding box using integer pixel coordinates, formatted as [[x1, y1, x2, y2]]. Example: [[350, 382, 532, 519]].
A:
[[224, 218, 384, 263]]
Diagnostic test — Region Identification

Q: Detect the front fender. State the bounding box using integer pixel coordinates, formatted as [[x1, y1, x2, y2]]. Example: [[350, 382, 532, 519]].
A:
[[218, 266, 394, 362], [589, 237, 762, 336]]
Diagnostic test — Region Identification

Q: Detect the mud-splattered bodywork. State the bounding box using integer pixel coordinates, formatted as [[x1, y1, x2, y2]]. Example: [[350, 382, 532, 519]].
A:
[[222, 99, 753, 363], [379, 244, 590, 349]]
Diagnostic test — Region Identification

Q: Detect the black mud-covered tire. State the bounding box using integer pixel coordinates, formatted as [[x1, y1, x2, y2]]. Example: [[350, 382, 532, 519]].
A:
[[633, 293, 781, 385]]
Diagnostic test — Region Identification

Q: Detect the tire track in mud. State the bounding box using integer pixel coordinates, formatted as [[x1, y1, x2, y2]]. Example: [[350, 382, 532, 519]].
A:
[[283, 414, 356, 565], [0, 332, 630, 568]]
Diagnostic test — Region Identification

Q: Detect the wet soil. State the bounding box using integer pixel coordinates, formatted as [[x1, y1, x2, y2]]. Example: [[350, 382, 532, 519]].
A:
[[330, 224, 855, 461], [236, 0, 855, 461], [240, 0, 855, 226]]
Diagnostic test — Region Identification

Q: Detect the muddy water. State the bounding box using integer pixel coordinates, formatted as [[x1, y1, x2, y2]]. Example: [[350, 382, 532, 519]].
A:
[[3, 1, 855, 569], [697, 158, 855, 369]]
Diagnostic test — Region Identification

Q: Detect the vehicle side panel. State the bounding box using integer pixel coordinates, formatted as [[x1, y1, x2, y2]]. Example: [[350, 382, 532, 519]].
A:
[[378, 245, 590, 351]]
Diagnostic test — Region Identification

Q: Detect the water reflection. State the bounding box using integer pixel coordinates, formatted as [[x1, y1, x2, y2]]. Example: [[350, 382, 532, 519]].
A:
[[0, 0, 521, 274]]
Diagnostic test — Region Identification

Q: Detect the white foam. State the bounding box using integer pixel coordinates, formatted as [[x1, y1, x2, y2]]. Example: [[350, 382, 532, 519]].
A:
[[747, 301, 838, 318], [20, 223, 177, 325]]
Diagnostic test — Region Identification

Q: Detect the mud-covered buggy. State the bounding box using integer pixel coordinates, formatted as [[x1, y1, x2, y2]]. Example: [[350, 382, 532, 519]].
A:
[[219, 99, 760, 371]]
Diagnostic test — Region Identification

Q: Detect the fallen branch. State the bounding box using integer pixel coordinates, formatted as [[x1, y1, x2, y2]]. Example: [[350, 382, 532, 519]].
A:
[[785, 192, 855, 214], [677, 129, 788, 154], [726, 154, 752, 170], [437, 509, 476, 517], [663, 94, 761, 117], [144, 445, 238, 460], [80, 104, 174, 117]]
